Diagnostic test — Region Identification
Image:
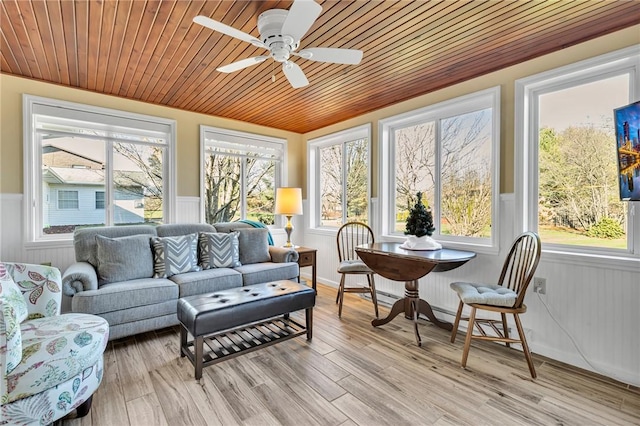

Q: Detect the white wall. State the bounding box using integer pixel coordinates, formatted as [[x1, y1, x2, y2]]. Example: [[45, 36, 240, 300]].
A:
[[301, 195, 640, 387], [2, 192, 637, 386]]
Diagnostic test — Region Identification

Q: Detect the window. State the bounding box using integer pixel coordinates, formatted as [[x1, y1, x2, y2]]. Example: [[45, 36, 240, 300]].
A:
[[95, 191, 105, 209], [200, 126, 285, 225], [25, 95, 176, 243], [516, 46, 639, 259], [57, 190, 78, 209], [380, 88, 500, 249], [308, 124, 371, 228]]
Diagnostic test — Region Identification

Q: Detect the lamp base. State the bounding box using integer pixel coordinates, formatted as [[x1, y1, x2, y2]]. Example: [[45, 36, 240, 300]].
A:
[[284, 215, 294, 248]]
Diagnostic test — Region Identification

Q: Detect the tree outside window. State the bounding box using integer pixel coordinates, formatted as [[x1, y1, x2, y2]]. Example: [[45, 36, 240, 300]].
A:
[[310, 125, 370, 228], [201, 127, 283, 226], [384, 88, 498, 246]]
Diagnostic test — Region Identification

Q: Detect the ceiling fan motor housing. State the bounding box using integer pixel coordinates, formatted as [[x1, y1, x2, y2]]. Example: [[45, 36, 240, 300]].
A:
[[258, 9, 299, 62]]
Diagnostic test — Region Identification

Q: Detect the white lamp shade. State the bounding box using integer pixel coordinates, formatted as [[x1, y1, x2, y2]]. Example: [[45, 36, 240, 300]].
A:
[[275, 187, 303, 215]]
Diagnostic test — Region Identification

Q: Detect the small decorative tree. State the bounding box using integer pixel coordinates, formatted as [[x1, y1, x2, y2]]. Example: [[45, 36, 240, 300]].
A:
[[404, 192, 435, 237]]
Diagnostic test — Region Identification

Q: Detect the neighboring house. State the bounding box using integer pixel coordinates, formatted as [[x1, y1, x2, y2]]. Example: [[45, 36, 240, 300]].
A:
[[42, 146, 146, 228]]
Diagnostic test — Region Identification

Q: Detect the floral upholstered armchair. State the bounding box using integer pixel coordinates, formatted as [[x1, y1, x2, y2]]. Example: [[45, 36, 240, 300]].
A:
[[1, 262, 109, 425]]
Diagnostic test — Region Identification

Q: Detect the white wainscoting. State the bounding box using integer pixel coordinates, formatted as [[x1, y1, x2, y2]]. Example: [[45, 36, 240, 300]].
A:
[[301, 195, 640, 387], [3, 192, 638, 385]]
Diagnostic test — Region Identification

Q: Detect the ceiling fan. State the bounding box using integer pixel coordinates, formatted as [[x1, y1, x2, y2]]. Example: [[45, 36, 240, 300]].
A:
[[193, 0, 363, 89]]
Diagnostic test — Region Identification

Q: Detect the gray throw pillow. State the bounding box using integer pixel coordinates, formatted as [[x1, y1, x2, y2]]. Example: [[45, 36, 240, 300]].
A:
[[198, 232, 241, 269], [235, 228, 271, 265], [151, 233, 200, 278], [96, 234, 154, 285]]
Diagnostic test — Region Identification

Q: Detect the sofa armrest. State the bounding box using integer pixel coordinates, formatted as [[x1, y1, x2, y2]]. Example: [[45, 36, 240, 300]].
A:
[[62, 262, 98, 296], [269, 246, 299, 263]]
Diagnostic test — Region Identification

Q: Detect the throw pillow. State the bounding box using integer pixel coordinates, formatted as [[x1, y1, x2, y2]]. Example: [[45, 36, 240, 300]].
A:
[[0, 262, 28, 373], [198, 232, 241, 269], [234, 228, 271, 265], [151, 233, 200, 278], [96, 235, 154, 285]]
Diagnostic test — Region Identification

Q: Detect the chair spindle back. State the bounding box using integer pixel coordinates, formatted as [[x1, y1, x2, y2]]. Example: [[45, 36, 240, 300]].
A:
[[498, 231, 541, 307], [336, 222, 375, 262]]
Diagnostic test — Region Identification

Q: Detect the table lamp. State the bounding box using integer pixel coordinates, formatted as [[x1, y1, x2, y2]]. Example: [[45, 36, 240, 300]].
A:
[[275, 187, 303, 248]]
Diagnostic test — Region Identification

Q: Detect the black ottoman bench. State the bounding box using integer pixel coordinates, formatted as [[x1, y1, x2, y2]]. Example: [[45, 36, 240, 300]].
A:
[[177, 280, 316, 379]]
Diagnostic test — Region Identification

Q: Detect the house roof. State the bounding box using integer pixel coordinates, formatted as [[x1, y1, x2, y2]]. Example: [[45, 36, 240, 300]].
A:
[[43, 167, 145, 188], [2, 1, 639, 133]]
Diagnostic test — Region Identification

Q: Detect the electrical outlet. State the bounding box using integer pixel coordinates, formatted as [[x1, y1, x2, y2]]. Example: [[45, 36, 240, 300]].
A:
[[533, 277, 546, 294]]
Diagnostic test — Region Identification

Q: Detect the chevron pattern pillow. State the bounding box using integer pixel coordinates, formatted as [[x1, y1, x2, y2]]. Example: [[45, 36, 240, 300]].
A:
[[198, 232, 241, 269], [151, 233, 200, 278]]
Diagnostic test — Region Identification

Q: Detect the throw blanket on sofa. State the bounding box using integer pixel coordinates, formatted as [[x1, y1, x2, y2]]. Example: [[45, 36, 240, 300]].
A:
[[238, 220, 275, 246]]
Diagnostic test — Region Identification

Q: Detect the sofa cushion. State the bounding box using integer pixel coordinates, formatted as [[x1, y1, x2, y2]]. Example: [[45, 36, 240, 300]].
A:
[[6, 313, 108, 402], [169, 268, 243, 298], [234, 262, 299, 286], [96, 235, 154, 285], [151, 233, 200, 278], [235, 228, 271, 265], [71, 278, 178, 315]]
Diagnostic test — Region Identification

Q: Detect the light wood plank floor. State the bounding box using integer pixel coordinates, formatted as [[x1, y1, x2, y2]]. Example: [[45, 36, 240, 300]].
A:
[[65, 283, 639, 426]]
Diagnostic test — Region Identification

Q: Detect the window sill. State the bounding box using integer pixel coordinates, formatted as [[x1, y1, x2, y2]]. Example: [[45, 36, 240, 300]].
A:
[[380, 234, 499, 256], [24, 238, 74, 250], [540, 249, 640, 272]]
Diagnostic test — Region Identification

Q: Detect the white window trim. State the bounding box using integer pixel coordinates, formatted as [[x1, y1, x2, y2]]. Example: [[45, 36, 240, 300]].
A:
[[307, 123, 372, 233], [199, 125, 287, 225], [23, 95, 177, 247], [515, 46, 640, 270], [379, 87, 501, 254]]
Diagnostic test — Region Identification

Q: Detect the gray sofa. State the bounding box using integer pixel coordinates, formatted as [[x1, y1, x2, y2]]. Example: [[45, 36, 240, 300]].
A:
[[62, 222, 299, 340]]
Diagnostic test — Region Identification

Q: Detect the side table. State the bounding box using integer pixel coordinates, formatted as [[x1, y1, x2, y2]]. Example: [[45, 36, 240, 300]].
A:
[[295, 246, 317, 290]]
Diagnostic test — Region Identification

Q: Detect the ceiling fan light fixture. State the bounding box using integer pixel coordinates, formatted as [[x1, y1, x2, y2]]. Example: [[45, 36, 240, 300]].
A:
[[193, 0, 363, 89]]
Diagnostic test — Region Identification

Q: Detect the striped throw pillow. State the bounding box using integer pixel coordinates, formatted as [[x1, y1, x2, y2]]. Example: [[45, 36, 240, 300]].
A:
[[198, 232, 241, 269], [151, 233, 200, 278]]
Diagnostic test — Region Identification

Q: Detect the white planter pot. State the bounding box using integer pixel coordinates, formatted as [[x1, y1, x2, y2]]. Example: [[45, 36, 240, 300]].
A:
[[400, 235, 442, 251]]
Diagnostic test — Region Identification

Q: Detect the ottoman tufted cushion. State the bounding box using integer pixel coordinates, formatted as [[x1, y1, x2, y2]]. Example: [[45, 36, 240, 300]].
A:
[[450, 282, 517, 307], [178, 280, 315, 337]]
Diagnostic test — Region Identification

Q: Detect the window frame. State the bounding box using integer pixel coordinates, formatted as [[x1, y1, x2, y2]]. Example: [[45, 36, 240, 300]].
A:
[[515, 46, 640, 269], [23, 95, 177, 247], [199, 125, 287, 226], [307, 124, 372, 231], [379, 87, 501, 253]]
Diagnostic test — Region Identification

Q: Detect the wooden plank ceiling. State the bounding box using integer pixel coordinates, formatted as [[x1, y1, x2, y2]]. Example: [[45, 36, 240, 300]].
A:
[[2, 1, 639, 134]]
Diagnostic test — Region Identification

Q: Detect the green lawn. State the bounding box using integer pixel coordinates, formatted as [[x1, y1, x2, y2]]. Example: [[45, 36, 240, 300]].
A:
[[539, 226, 627, 249]]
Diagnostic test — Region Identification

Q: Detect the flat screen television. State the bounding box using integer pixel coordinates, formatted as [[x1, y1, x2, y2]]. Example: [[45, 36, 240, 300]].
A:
[[614, 100, 640, 201]]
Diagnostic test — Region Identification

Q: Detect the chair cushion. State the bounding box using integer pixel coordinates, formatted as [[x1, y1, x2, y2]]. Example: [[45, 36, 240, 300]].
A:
[[6, 313, 109, 402], [450, 282, 517, 307], [151, 233, 200, 278], [198, 232, 241, 269], [337, 260, 372, 273], [96, 234, 154, 285]]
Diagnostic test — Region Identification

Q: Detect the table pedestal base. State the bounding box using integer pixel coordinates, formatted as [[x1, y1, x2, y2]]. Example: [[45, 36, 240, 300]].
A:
[[371, 279, 452, 346]]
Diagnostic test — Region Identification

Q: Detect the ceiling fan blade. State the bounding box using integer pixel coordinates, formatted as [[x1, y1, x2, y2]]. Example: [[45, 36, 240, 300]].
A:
[[281, 0, 322, 41], [193, 15, 264, 48], [298, 47, 363, 65], [217, 56, 269, 73], [282, 62, 309, 89]]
